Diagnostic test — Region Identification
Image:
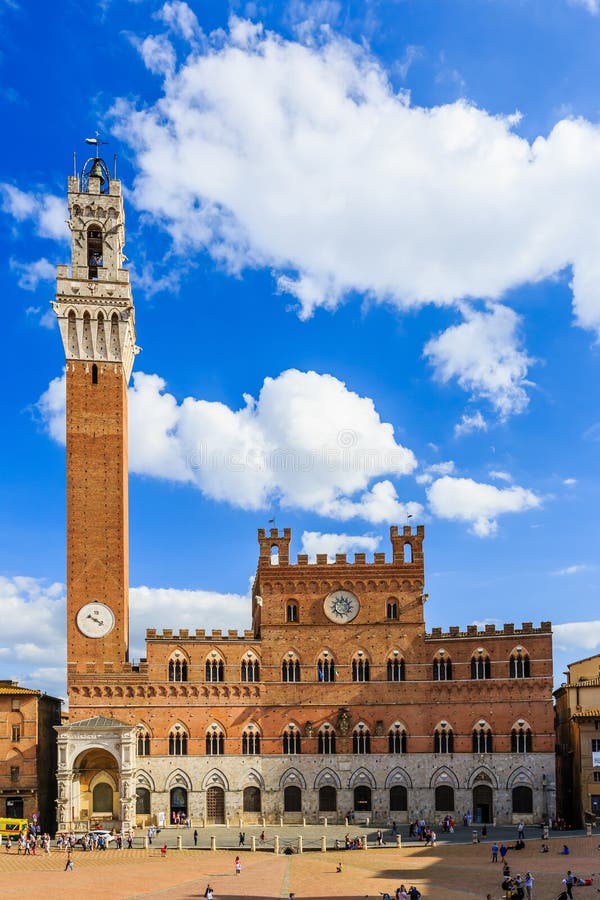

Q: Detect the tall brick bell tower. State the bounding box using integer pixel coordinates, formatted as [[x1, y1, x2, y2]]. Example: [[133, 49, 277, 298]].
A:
[[53, 147, 137, 688]]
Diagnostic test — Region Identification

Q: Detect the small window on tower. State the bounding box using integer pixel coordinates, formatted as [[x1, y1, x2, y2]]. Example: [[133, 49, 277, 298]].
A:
[[87, 225, 103, 280], [92, 364, 98, 385]]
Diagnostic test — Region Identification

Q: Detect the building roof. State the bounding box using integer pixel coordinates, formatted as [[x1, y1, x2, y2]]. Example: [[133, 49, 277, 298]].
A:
[[573, 709, 600, 719], [0, 683, 40, 696], [67, 716, 132, 729]]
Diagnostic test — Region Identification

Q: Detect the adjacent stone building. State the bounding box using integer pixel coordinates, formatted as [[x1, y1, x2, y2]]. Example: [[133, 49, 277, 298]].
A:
[[52, 150, 556, 833], [0, 680, 62, 832], [555, 653, 600, 826]]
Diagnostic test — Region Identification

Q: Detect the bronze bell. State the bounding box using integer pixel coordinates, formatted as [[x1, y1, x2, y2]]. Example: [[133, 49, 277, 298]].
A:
[[90, 159, 105, 186]]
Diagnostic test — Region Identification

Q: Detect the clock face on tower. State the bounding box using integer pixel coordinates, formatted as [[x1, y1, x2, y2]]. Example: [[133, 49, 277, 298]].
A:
[[76, 602, 115, 639], [324, 589, 360, 624]]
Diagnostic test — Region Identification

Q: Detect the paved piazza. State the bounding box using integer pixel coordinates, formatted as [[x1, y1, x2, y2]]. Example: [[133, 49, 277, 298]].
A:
[[0, 833, 599, 899]]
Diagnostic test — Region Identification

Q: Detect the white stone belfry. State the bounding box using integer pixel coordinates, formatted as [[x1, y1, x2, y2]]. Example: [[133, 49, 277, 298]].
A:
[[52, 166, 138, 380]]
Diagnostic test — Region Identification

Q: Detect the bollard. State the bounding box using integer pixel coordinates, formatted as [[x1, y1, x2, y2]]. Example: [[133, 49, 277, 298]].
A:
[[542, 825, 549, 840], [321, 835, 327, 852], [261, 816, 266, 827], [362, 834, 367, 850], [210, 835, 216, 852], [323, 817, 328, 828], [250, 835, 256, 852], [472, 830, 478, 844], [274, 835, 279, 855], [226, 817, 230, 829], [280, 816, 283, 827], [344, 817, 348, 827], [143, 836, 148, 850], [586, 823, 592, 837], [396, 834, 402, 849], [176, 835, 182, 850], [239, 817, 243, 828], [302, 817, 306, 827], [298, 835, 303, 855]]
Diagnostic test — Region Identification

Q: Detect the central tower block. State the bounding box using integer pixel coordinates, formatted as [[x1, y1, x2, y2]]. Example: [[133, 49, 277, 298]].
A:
[[53, 155, 137, 677]]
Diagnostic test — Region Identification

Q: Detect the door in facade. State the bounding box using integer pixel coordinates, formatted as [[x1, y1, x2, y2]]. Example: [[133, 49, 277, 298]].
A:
[[473, 785, 493, 824], [5, 797, 23, 818], [206, 786, 225, 824], [170, 787, 187, 823]]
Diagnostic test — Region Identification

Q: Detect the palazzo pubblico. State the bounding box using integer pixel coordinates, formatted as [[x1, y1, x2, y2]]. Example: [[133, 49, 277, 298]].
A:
[[51, 153, 555, 834]]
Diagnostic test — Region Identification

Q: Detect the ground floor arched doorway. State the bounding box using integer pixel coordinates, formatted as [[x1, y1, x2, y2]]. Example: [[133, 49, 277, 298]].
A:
[[473, 784, 493, 823], [170, 787, 188, 823], [72, 748, 119, 826], [206, 786, 225, 824]]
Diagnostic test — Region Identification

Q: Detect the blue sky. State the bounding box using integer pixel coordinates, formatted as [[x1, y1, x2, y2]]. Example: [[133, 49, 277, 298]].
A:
[[1, 0, 600, 700]]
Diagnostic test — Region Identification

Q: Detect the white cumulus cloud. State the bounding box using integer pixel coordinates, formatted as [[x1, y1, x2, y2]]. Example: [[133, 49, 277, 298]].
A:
[[554, 620, 600, 653], [426, 475, 541, 537], [424, 304, 533, 417], [10, 256, 55, 291], [37, 367, 420, 523], [454, 410, 487, 438], [0, 183, 67, 241], [106, 19, 600, 415]]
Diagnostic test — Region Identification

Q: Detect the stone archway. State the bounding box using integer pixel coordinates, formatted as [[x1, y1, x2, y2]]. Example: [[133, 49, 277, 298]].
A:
[[55, 716, 137, 833]]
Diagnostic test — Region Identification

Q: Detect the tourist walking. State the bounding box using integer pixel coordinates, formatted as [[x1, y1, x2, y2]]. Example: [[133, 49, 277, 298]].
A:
[[193, 829, 198, 846], [491, 842, 499, 862], [235, 855, 241, 875], [64, 849, 74, 871], [525, 871, 534, 899]]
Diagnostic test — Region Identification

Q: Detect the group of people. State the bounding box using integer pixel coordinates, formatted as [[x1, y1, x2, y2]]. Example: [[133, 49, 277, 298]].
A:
[[3, 831, 53, 854], [408, 819, 438, 843], [382, 886, 421, 900]]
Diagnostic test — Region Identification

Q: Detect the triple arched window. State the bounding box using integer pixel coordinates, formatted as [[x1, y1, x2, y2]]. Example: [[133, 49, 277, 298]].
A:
[[511, 722, 533, 753], [352, 653, 370, 682], [387, 653, 405, 681], [242, 726, 260, 755], [434, 724, 454, 754], [388, 723, 407, 754], [317, 654, 336, 683], [168, 725, 188, 756], [168, 656, 188, 682], [318, 725, 336, 754], [282, 654, 301, 682], [241, 656, 260, 682], [510, 649, 530, 678], [205, 726, 225, 755], [282, 725, 301, 754], [137, 729, 151, 756], [472, 722, 493, 753], [206, 655, 224, 682], [433, 653, 452, 681], [352, 723, 371, 754], [471, 651, 491, 680]]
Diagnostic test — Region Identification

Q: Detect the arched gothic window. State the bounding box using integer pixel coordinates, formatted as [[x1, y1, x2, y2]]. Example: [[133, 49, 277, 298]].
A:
[[282, 725, 301, 754], [87, 224, 103, 279], [286, 602, 298, 623], [510, 649, 530, 678], [318, 725, 336, 754], [388, 724, 407, 754], [241, 657, 260, 682], [433, 653, 452, 681], [434, 724, 454, 754], [168, 656, 188, 682], [282, 654, 301, 682], [317, 654, 335, 683], [471, 651, 491, 680], [205, 727, 225, 755], [137, 729, 151, 756], [242, 726, 260, 755], [352, 723, 371, 754], [511, 723, 533, 753], [206, 655, 224, 682], [472, 723, 493, 754], [352, 653, 370, 682], [168, 725, 188, 756], [387, 654, 405, 681], [387, 600, 398, 620]]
